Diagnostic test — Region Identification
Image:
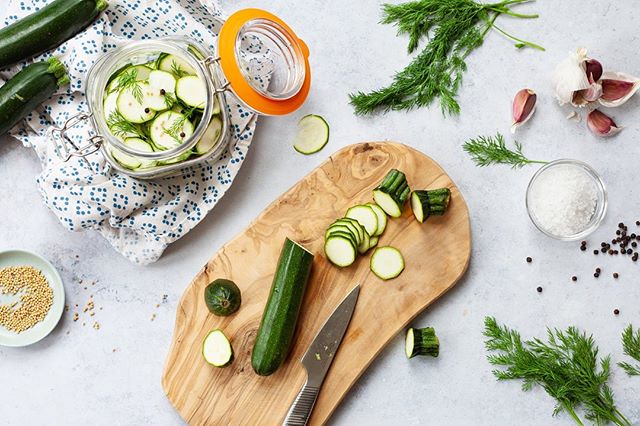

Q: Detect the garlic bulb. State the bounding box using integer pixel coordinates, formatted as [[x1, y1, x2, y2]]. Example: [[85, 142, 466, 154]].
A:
[[552, 48, 592, 106]]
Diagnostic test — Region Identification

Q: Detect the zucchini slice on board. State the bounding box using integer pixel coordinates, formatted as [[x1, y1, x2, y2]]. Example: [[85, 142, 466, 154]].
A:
[[411, 188, 451, 223], [366, 203, 388, 236], [293, 114, 329, 155], [202, 329, 234, 367], [252, 238, 314, 376], [345, 205, 378, 237], [370, 246, 405, 280], [372, 169, 411, 218], [405, 327, 439, 358], [324, 234, 357, 267]]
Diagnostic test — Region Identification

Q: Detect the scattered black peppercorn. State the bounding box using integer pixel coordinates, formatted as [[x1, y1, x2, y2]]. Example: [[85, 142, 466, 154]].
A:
[[594, 272, 600, 278], [614, 309, 620, 315], [636, 220, 640, 226], [571, 276, 577, 282], [536, 286, 542, 293], [144, 108, 150, 113], [619, 222, 625, 228], [613, 273, 619, 279], [580, 246, 586, 251], [627, 249, 633, 255], [595, 268, 601, 273], [180, 132, 186, 138], [616, 230, 621, 235], [160, 89, 166, 95], [526, 257, 532, 263], [593, 250, 599, 255]]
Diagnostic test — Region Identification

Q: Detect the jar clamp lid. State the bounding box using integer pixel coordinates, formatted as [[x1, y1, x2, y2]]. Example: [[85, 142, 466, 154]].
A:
[[217, 8, 311, 115]]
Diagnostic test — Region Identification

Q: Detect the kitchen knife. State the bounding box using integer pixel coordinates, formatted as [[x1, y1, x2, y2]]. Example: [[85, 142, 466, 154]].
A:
[[281, 285, 361, 426]]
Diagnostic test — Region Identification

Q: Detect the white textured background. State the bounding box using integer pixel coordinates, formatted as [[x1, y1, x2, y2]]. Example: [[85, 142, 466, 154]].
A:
[[1, 1, 640, 425]]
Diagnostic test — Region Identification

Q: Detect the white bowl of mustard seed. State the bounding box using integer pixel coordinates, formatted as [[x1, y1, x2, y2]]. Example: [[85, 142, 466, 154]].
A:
[[0, 250, 65, 347]]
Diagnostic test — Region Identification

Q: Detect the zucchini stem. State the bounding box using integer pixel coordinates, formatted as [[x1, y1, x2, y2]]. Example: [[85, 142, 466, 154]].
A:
[[46, 57, 69, 87], [96, 0, 109, 12]]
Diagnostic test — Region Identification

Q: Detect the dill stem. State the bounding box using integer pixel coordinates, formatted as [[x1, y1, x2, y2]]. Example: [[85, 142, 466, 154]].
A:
[[562, 403, 585, 426], [613, 409, 632, 426], [491, 24, 546, 51], [525, 159, 548, 165], [488, 6, 539, 19]]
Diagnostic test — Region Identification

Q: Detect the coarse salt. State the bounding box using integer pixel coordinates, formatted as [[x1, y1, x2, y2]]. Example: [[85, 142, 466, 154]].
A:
[[529, 164, 598, 236]]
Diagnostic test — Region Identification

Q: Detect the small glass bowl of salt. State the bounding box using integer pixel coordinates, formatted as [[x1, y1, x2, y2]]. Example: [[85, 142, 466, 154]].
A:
[[526, 159, 607, 240]]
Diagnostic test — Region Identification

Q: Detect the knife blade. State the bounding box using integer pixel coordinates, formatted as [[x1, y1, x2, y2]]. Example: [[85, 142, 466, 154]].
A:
[[282, 285, 360, 426]]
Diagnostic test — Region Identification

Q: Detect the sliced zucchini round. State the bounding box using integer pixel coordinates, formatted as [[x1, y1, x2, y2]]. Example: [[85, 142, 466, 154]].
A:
[[366, 203, 388, 236], [325, 230, 358, 251], [357, 227, 371, 255], [331, 219, 363, 246], [158, 54, 197, 77], [108, 65, 152, 93], [195, 116, 222, 155], [148, 70, 176, 95], [293, 114, 329, 155], [176, 75, 207, 108], [324, 234, 357, 267], [202, 329, 234, 367], [123, 137, 156, 169], [111, 148, 142, 170], [370, 246, 405, 280], [149, 111, 194, 149], [340, 217, 366, 243], [116, 86, 155, 124], [345, 205, 379, 237], [139, 81, 169, 112], [103, 91, 119, 120], [368, 236, 379, 250]]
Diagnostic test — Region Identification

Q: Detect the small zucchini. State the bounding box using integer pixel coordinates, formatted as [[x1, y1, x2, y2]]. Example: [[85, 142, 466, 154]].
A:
[[251, 238, 314, 376], [204, 279, 241, 317], [0, 0, 109, 67], [405, 327, 439, 358], [0, 57, 69, 136]]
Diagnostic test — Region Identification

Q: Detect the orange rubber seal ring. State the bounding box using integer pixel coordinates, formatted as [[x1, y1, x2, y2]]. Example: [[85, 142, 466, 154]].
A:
[[218, 9, 311, 116]]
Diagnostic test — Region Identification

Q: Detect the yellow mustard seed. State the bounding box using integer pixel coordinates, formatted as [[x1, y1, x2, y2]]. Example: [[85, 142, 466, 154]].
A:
[[0, 266, 53, 333]]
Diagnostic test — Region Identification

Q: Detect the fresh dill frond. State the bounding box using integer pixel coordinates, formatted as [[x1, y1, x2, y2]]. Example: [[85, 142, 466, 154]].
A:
[[162, 105, 201, 144], [114, 68, 144, 104], [618, 325, 640, 376], [350, 0, 544, 115], [483, 317, 632, 426], [106, 110, 143, 139], [463, 132, 546, 168], [171, 61, 189, 79], [163, 91, 177, 109]]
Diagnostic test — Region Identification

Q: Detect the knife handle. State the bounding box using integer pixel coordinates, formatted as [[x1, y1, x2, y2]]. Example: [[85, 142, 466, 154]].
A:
[[281, 380, 320, 426]]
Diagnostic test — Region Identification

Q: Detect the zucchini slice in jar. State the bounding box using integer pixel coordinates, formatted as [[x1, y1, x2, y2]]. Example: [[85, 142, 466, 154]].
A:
[[116, 86, 156, 124], [176, 75, 207, 108], [158, 54, 197, 77], [149, 111, 194, 149], [195, 116, 223, 155]]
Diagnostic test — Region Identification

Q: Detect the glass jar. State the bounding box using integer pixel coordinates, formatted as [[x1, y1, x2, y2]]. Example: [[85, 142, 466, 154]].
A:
[[51, 9, 310, 179]]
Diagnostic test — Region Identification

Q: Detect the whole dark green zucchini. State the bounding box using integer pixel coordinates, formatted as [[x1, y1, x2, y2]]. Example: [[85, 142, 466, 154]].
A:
[[0, 0, 108, 68], [252, 238, 314, 376], [0, 57, 69, 136]]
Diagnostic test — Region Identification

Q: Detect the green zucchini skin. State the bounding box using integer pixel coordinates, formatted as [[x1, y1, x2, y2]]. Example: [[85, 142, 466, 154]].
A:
[[0, 57, 69, 136], [0, 0, 109, 68], [252, 238, 314, 376]]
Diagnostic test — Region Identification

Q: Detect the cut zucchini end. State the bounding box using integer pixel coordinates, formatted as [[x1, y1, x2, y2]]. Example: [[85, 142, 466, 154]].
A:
[[324, 236, 356, 267], [293, 114, 329, 155], [370, 246, 405, 280], [410, 192, 425, 223], [202, 329, 234, 367], [405, 328, 415, 358], [373, 190, 402, 218]]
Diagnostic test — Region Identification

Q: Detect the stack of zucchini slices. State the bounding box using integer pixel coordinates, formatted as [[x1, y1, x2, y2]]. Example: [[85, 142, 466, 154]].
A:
[[104, 51, 222, 170], [324, 168, 452, 280]]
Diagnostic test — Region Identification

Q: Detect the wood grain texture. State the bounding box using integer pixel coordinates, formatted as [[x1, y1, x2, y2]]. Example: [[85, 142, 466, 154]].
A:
[[162, 142, 471, 425]]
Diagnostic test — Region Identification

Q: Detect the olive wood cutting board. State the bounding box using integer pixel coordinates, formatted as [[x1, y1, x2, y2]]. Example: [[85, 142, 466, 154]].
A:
[[162, 142, 471, 425]]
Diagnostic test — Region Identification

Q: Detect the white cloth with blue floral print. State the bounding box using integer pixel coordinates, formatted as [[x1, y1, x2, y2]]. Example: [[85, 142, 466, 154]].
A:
[[1, 0, 260, 265]]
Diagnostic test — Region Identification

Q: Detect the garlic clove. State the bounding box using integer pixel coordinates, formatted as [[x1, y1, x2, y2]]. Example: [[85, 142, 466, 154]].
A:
[[553, 48, 591, 106], [587, 109, 622, 137], [572, 82, 603, 106], [511, 88, 537, 133], [598, 71, 640, 107], [585, 59, 603, 83]]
